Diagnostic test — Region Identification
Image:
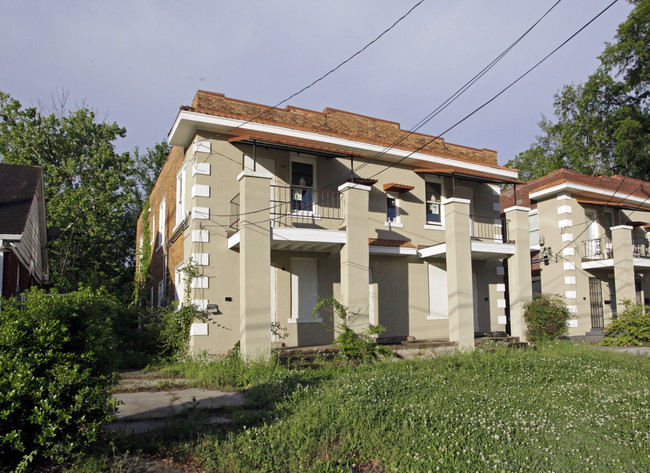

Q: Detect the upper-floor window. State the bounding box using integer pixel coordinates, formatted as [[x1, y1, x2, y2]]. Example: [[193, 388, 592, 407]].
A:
[[425, 180, 443, 225], [291, 156, 315, 212], [176, 164, 186, 226], [387, 194, 398, 223], [158, 197, 166, 249], [151, 213, 156, 245]]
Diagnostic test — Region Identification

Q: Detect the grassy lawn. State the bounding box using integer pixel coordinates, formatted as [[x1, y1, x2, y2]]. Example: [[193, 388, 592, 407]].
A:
[[78, 342, 650, 472]]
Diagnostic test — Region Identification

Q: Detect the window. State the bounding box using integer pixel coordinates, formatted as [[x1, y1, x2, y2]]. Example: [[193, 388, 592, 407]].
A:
[[425, 180, 443, 225], [157, 279, 165, 308], [175, 264, 185, 305], [158, 197, 166, 249], [176, 165, 186, 226], [151, 213, 156, 245], [291, 157, 315, 212], [386, 194, 398, 223]]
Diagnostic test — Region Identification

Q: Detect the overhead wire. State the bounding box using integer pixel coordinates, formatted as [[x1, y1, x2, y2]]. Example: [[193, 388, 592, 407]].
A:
[[219, 0, 425, 136], [194, 0, 567, 225], [230, 0, 623, 231]]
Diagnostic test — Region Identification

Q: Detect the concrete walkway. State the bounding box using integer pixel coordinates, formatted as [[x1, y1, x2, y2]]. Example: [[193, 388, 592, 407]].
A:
[[594, 346, 650, 356], [108, 387, 245, 434]]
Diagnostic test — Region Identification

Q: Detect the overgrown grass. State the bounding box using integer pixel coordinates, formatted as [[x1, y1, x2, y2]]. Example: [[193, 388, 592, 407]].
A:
[[86, 342, 650, 472]]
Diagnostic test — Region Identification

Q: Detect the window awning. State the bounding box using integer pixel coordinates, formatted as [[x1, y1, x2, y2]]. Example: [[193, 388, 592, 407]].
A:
[[414, 166, 522, 185], [383, 183, 415, 193], [347, 177, 378, 186]]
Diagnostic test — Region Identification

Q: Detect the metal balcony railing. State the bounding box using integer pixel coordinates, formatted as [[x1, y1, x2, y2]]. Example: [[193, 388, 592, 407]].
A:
[[583, 237, 613, 260], [229, 186, 342, 231], [271, 185, 342, 227], [471, 215, 510, 242], [633, 237, 650, 258]]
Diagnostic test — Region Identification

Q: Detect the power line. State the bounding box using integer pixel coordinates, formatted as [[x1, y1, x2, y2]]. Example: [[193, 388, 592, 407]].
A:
[[215, 0, 623, 230], [193, 0, 567, 223], [351, 0, 563, 174], [175, 0, 623, 238], [220, 1, 425, 136], [363, 0, 622, 182]]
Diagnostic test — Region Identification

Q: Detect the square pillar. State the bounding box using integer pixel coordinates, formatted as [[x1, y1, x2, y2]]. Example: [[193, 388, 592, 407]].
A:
[[338, 182, 371, 332], [238, 170, 272, 359], [504, 206, 533, 341], [612, 225, 635, 309], [445, 198, 474, 350]]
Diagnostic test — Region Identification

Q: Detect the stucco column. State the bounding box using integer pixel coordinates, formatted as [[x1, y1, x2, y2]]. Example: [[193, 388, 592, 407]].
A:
[[612, 225, 635, 310], [338, 182, 370, 332], [445, 198, 474, 350], [504, 206, 533, 341], [238, 170, 272, 359]]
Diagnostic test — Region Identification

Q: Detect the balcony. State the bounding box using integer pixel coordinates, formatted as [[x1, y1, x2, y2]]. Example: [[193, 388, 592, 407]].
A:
[[228, 186, 345, 251], [229, 186, 342, 232], [583, 237, 613, 261], [633, 237, 650, 258], [471, 215, 510, 242], [419, 213, 514, 261]]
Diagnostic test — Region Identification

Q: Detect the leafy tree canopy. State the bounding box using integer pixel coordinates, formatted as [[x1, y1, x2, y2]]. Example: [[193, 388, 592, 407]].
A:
[[508, 0, 650, 181], [0, 92, 168, 300]]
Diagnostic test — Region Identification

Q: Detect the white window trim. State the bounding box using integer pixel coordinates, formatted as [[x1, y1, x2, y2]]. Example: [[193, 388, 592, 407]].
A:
[[385, 192, 404, 227], [157, 279, 165, 308], [174, 263, 185, 305], [290, 153, 319, 217], [157, 197, 166, 250], [151, 213, 156, 246], [425, 175, 445, 227], [175, 164, 187, 228]]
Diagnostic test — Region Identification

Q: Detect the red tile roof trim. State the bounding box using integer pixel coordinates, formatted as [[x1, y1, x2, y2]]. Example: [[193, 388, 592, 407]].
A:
[[368, 238, 416, 248], [183, 91, 503, 168]]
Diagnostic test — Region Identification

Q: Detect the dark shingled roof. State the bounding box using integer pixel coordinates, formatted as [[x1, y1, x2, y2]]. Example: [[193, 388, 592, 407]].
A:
[[0, 164, 43, 235]]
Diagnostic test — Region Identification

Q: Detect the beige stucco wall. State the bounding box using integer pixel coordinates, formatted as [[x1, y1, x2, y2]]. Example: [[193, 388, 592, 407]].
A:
[[173, 132, 513, 354]]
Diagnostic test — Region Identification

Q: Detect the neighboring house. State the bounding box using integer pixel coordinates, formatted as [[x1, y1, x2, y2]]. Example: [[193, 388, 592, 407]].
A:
[[0, 163, 49, 300], [501, 168, 650, 337], [137, 90, 531, 357]]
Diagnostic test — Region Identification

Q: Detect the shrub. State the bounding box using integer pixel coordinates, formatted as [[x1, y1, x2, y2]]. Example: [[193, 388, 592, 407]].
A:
[[0, 287, 118, 472], [523, 293, 571, 343], [601, 301, 650, 346], [313, 297, 392, 361]]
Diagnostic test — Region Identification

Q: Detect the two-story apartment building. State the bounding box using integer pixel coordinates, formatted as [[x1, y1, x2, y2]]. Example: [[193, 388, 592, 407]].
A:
[[138, 91, 532, 357], [501, 169, 650, 338]]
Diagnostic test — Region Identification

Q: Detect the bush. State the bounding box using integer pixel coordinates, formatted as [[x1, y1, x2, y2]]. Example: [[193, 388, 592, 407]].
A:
[[523, 293, 571, 343], [313, 297, 392, 361], [601, 302, 650, 346], [0, 287, 119, 472]]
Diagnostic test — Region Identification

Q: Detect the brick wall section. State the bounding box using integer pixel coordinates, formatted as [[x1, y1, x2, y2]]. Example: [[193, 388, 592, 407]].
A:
[[500, 168, 650, 209], [188, 90, 500, 167], [135, 146, 186, 304]]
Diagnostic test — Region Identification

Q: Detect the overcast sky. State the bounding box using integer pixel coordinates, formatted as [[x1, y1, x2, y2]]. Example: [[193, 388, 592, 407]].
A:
[[0, 0, 633, 167]]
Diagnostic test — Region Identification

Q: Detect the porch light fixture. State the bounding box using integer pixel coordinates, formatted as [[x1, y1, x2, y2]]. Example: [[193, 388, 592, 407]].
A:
[[538, 234, 553, 266]]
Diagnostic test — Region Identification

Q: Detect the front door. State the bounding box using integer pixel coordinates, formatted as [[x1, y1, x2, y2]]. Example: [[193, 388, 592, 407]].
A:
[[589, 277, 604, 329]]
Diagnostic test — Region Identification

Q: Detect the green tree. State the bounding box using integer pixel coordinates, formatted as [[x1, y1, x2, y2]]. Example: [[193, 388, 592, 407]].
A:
[[508, 0, 650, 181], [132, 140, 170, 206], [0, 92, 136, 298]]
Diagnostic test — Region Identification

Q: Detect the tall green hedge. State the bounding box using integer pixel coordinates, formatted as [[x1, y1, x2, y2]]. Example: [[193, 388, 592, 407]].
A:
[[0, 288, 119, 472]]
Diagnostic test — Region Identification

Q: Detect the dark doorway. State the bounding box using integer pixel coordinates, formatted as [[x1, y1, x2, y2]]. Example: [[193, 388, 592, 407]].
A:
[[589, 277, 604, 329]]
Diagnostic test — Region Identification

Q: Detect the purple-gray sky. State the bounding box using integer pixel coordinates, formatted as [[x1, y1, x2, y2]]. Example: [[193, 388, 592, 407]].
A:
[[0, 0, 633, 166]]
